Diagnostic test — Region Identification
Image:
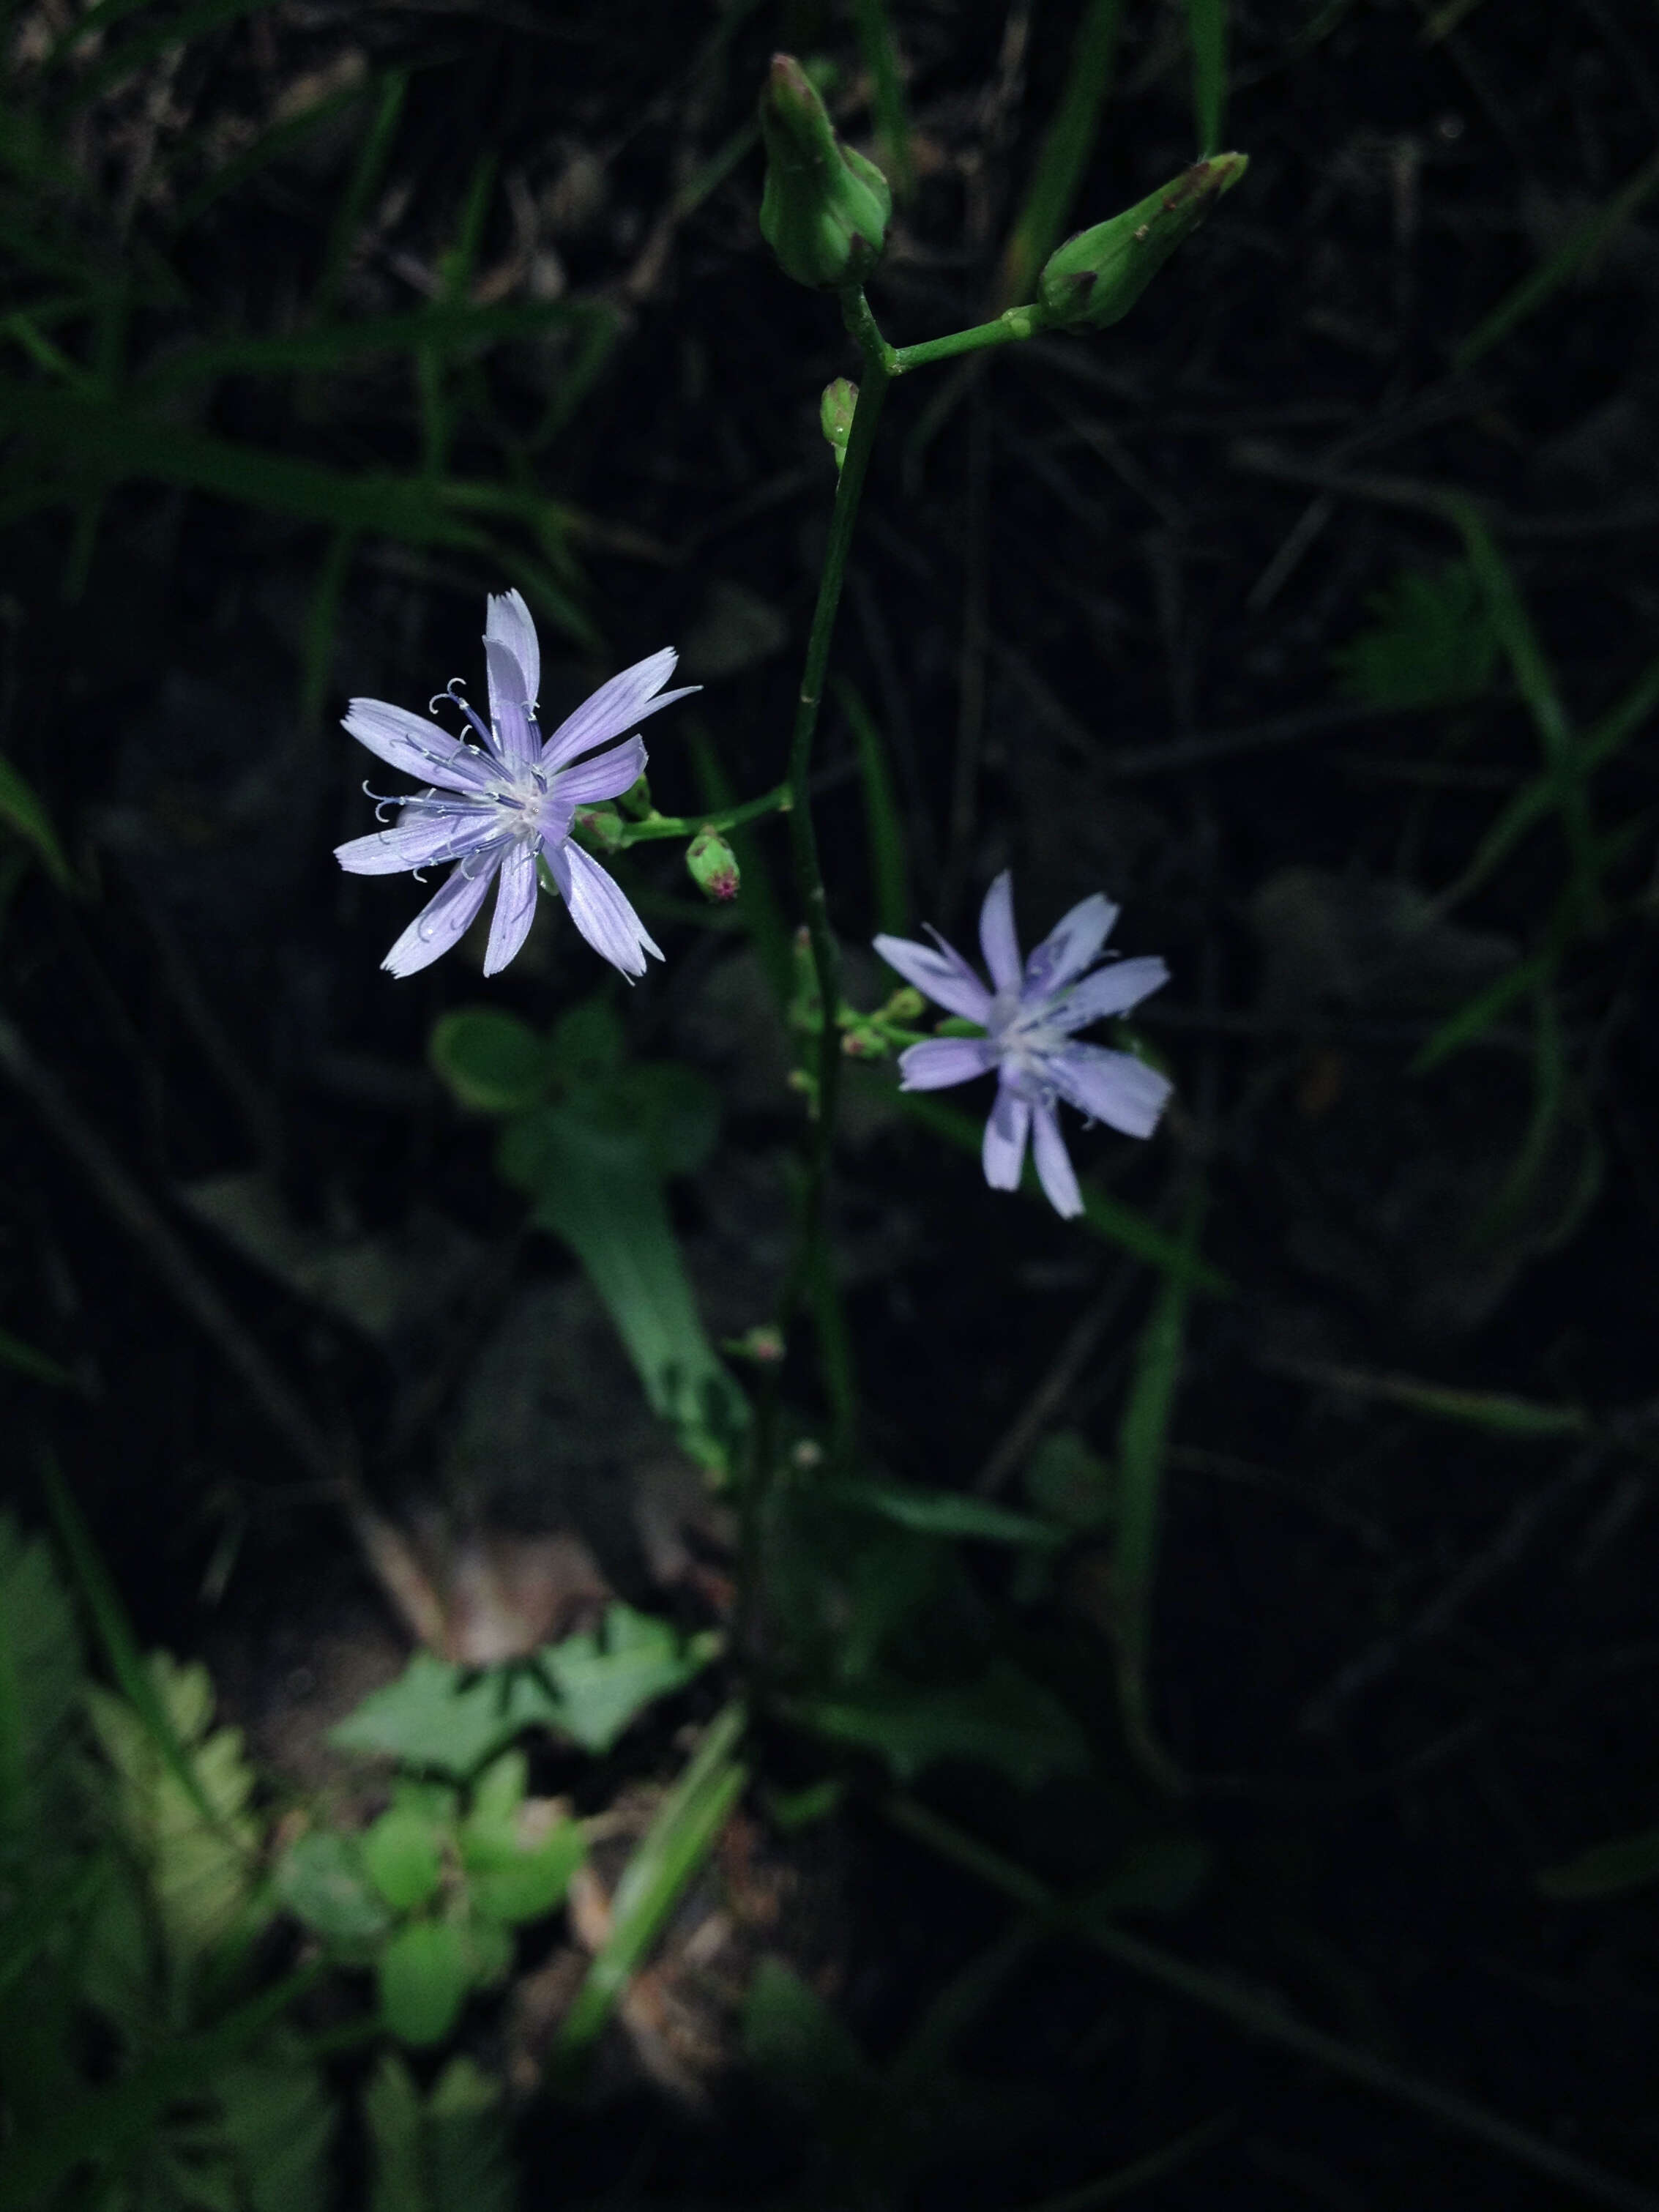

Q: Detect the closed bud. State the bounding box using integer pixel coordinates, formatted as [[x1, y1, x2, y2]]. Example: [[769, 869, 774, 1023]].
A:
[[759, 54, 891, 289], [573, 802, 625, 854], [820, 377, 858, 473], [617, 773, 653, 822], [1038, 153, 1248, 330], [686, 824, 740, 901]]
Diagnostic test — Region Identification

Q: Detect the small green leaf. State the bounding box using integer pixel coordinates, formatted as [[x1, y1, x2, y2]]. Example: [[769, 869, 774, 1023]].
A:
[[461, 1806, 584, 1926], [276, 1830, 393, 1943], [468, 1749, 528, 1828], [430, 1008, 554, 1114], [364, 2051, 518, 2212], [791, 1661, 1089, 1788], [362, 1802, 445, 1913], [832, 1481, 1067, 1546], [742, 1955, 873, 2102], [544, 1602, 720, 1754], [1537, 1828, 1659, 1902], [548, 999, 625, 1087], [379, 1919, 473, 2047], [1331, 562, 1499, 712]]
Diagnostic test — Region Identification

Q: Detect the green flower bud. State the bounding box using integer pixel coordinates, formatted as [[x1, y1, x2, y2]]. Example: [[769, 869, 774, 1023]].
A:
[[573, 802, 625, 854], [840, 1025, 889, 1060], [759, 53, 892, 289], [820, 376, 858, 473], [883, 984, 924, 1021], [617, 773, 653, 822], [1038, 153, 1248, 330], [686, 824, 740, 902]]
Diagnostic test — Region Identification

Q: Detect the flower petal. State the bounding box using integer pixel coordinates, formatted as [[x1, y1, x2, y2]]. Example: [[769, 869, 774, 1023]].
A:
[[872, 931, 992, 1024], [1030, 1102, 1083, 1218], [981, 1081, 1031, 1192], [482, 842, 539, 975], [978, 871, 1022, 993], [1048, 1043, 1172, 1139], [548, 734, 646, 811], [1023, 892, 1119, 998], [381, 857, 497, 978], [1047, 955, 1170, 1031], [484, 638, 537, 770], [335, 804, 500, 876], [485, 588, 540, 715], [343, 699, 497, 794], [545, 837, 663, 980], [541, 648, 698, 770], [895, 1037, 997, 1091]]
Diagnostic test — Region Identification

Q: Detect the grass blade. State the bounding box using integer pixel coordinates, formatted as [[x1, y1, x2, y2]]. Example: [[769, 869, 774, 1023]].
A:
[[1259, 1353, 1590, 1439], [1182, 0, 1229, 157], [835, 676, 910, 933], [0, 1321, 75, 1385], [553, 1702, 748, 2074], [0, 751, 72, 887], [1456, 144, 1659, 370], [996, 0, 1124, 308], [851, 0, 915, 201]]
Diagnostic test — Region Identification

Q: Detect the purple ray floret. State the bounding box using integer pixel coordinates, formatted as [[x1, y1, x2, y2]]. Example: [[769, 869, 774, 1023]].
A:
[[335, 589, 697, 980], [873, 870, 1171, 1218]]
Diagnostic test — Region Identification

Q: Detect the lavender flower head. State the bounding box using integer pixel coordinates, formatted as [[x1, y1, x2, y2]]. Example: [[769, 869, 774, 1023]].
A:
[[335, 590, 696, 980], [874, 872, 1171, 1219]]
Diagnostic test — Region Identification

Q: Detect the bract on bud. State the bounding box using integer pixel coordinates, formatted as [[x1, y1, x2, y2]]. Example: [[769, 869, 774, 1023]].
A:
[[759, 54, 891, 289], [686, 824, 740, 901], [573, 802, 625, 854], [820, 377, 858, 473], [1038, 153, 1248, 330]]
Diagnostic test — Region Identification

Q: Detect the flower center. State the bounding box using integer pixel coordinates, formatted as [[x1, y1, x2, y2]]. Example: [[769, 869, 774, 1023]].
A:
[[987, 989, 1064, 1095]]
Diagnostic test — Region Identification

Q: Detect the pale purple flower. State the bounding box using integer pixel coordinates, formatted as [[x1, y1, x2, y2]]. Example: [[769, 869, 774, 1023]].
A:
[[873, 871, 1172, 1219], [335, 589, 696, 980]]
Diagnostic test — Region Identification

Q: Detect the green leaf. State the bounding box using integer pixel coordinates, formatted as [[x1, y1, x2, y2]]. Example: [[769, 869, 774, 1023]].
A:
[[329, 1650, 555, 1781], [362, 1801, 446, 1913], [1330, 562, 1499, 711], [547, 998, 625, 1086], [832, 1481, 1067, 1546], [430, 1008, 555, 1116], [275, 1829, 393, 1943], [213, 2058, 338, 2212], [543, 1603, 720, 1754], [0, 753, 72, 887], [742, 1955, 873, 2104], [461, 1803, 584, 1926], [1537, 1828, 1659, 1902], [379, 1919, 473, 2047], [365, 2052, 518, 2212], [791, 1660, 1089, 1788], [496, 1104, 745, 1462], [86, 1651, 263, 1966]]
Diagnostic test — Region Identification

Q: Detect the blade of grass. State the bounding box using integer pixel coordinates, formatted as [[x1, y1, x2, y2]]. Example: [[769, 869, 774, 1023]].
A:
[[40, 1455, 243, 1842], [835, 675, 910, 933], [0, 1321, 75, 1385], [1469, 980, 1576, 1248], [51, 0, 276, 112], [300, 527, 355, 729], [887, 1089, 1231, 1294], [312, 70, 408, 321], [169, 79, 372, 229], [1111, 1184, 1203, 1787], [995, 0, 1124, 308], [552, 1702, 748, 2075], [1441, 649, 1659, 909], [1444, 499, 1601, 924], [136, 299, 606, 391], [0, 752, 73, 887], [1455, 144, 1659, 370], [1259, 1353, 1591, 1439], [1182, 0, 1229, 157], [420, 152, 498, 478], [851, 0, 915, 201]]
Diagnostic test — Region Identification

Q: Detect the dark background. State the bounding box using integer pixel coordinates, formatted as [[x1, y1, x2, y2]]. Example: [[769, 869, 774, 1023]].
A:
[[2, 0, 1658, 2204]]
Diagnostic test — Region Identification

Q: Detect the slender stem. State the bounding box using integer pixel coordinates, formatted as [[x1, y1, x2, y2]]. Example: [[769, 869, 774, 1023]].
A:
[[618, 783, 791, 845], [777, 285, 892, 1458], [891, 301, 1052, 375]]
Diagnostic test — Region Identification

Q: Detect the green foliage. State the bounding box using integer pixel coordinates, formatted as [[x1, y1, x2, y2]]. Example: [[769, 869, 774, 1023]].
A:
[[429, 1010, 556, 1116], [273, 1830, 392, 1945], [0, 1510, 85, 1836], [1331, 561, 1499, 710], [0, 753, 72, 888], [378, 1919, 474, 2047], [364, 2054, 517, 2212], [790, 1659, 1089, 1789], [328, 1606, 718, 1779], [832, 1478, 1067, 1546], [86, 1652, 264, 1973]]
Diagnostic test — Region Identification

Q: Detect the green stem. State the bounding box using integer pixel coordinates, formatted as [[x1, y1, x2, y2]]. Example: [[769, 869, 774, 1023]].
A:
[[891, 302, 1053, 374], [618, 783, 791, 846]]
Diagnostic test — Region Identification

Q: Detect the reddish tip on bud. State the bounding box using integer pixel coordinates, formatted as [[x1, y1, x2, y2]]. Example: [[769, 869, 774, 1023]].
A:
[[686, 824, 740, 901]]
